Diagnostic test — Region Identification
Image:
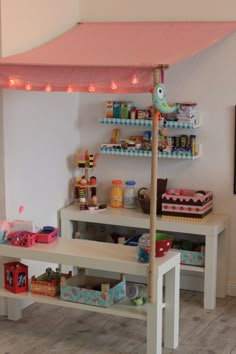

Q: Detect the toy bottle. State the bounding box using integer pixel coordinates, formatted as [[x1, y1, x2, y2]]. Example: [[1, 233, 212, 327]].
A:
[[124, 180, 137, 208], [110, 180, 123, 208]]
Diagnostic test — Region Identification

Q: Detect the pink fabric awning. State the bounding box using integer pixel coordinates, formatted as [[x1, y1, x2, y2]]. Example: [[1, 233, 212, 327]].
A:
[[0, 21, 235, 93]]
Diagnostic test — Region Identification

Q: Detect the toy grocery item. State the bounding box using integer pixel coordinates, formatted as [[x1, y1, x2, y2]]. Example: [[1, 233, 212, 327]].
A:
[[0, 219, 10, 243], [110, 180, 123, 208], [75, 149, 99, 210], [4, 261, 28, 293], [137, 233, 150, 263], [137, 232, 173, 262], [126, 283, 147, 306], [124, 180, 137, 208]]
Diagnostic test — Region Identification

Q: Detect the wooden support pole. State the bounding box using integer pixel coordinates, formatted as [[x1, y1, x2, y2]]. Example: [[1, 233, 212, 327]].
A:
[[148, 67, 161, 303]]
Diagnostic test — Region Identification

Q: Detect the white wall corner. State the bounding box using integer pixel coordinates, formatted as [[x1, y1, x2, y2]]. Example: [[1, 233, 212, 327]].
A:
[[227, 281, 236, 297]]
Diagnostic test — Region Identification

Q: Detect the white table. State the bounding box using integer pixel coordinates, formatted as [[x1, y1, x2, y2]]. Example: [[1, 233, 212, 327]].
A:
[[60, 204, 228, 310], [0, 238, 180, 354]]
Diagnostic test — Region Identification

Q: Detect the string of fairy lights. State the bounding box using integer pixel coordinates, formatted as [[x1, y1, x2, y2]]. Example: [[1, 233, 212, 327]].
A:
[[7, 74, 139, 93]]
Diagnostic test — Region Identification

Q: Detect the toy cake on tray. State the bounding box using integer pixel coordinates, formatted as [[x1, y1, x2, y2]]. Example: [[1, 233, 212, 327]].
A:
[[161, 189, 213, 220]]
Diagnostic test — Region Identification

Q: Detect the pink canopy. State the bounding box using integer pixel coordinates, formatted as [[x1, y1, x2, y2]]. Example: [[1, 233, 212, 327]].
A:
[[0, 21, 236, 93]]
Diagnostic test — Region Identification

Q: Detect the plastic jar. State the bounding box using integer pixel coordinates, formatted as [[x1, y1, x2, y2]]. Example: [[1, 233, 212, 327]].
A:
[[126, 283, 147, 305], [110, 180, 123, 208], [124, 180, 137, 208], [137, 233, 150, 263]]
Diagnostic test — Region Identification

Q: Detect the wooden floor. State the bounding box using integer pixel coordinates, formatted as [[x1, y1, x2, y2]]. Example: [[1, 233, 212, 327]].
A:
[[0, 291, 235, 354]]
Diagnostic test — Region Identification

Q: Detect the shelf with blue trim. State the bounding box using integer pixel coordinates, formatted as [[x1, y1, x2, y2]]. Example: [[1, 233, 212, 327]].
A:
[[99, 148, 200, 160], [100, 117, 200, 129]]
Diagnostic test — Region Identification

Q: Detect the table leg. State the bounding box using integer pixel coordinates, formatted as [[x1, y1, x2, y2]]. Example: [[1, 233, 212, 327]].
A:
[[204, 234, 218, 309], [7, 298, 22, 321], [60, 218, 74, 274], [146, 273, 163, 354], [164, 263, 180, 349], [216, 228, 228, 298], [61, 218, 73, 239]]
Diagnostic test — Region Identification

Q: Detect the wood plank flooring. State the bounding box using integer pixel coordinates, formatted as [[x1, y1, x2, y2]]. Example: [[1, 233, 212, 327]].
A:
[[0, 290, 235, 354]]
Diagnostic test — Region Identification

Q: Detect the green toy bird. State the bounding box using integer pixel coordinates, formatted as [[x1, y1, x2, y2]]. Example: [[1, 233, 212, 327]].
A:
[[149, 83, 179, 114]]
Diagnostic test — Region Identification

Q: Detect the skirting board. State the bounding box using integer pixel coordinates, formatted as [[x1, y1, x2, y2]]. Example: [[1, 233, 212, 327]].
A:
[[227, 281, 236, 296]]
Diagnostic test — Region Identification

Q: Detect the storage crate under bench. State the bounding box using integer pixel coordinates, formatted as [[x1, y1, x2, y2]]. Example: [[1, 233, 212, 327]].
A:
[[171, 249, 205, 267], [31, 270, 72, 296], [60, 273, 126, 308]]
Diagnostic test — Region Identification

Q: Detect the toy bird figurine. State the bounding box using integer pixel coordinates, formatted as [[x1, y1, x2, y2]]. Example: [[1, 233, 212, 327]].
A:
[[149, 83, 179, 115]]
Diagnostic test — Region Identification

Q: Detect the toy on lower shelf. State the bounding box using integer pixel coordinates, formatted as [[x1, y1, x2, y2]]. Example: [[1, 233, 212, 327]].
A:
[[60, 270, 126, 308], [31, 267, 72, 297], [4, 261, 28, 293], [137, 232, 173, 262], [171, 239, 205, 266], [126, 283, 147, 306]]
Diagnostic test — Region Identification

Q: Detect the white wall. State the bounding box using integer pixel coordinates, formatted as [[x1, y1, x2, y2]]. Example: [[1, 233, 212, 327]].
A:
[[78, 1, 236, 294], [0, 0, 79, 276], [78, 0, 236, 21]]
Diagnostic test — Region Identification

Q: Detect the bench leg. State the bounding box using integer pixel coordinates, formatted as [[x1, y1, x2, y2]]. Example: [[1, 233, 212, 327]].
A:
[[164, 264, 180, 349], [7, 298, 22, 321], [147, 274, 163, 354]]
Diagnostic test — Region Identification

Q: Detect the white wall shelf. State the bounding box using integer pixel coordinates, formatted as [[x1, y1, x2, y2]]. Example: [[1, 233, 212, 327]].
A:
[[100, 117, 200, 129], [99, 147, 200, 160]]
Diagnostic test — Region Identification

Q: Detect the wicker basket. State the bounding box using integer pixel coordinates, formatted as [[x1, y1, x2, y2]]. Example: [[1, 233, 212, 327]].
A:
[[138, 178, 167, 215], [138, 197, 155, 214]]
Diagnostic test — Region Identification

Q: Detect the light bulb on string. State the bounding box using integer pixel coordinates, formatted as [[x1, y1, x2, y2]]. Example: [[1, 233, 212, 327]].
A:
[[25, 82, 32, 91], [8, 77, 15, 87], [110, 81, 118, 90], [66, 85, 73, 93], [45, 84, 52, 92], [131, 75, 139, 85], [88, 84, 96, 93]]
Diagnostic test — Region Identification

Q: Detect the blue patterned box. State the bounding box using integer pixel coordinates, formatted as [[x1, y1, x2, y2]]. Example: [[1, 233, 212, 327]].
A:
[[60, 274, 126, 308], [171, 249, 205, 266]]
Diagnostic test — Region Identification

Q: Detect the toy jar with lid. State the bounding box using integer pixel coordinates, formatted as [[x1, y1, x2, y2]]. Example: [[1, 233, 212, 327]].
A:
[[110, 180, 123, 208], [124, 180, 137, 208], [137, 233, 150, 263]]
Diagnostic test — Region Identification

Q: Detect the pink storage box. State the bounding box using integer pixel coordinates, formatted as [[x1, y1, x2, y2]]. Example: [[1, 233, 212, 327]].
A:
[[162, 189, 213, 219]]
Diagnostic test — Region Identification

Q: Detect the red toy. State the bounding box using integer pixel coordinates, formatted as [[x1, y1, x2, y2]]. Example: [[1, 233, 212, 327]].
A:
[[4, 261, 28, 293], [35, 227, 58, 243], [8, 231, 36, 247]]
